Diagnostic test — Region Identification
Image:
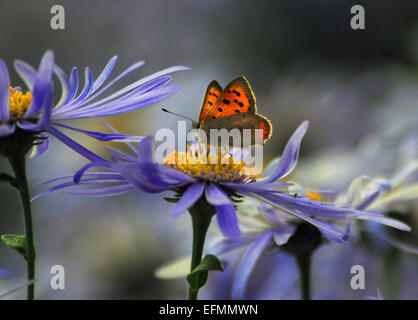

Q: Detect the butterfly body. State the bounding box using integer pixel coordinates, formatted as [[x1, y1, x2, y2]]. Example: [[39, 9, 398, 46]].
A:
[[193, 77, 272, 145]]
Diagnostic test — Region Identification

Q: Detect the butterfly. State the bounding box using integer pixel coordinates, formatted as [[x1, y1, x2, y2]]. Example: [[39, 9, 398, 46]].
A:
[[192, 76, 272, 145]]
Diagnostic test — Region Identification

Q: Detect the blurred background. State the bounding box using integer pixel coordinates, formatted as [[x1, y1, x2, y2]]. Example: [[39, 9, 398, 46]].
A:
[[0, 0, 417, 299]]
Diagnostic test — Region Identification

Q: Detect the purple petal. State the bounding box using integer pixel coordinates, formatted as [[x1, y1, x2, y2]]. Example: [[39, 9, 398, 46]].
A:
[[109, 162, 193, 193], [53, 63, 187, 119], [170, 182, 204, 217], [272, 226, 296, 245], [32, 177, 127, 201], [33, 172, 123, 187], [355, 180, 390, 210], [78, 60, 146, 104], [83, 65, 188, 107], [18, 81, 53, 131], [51, 122, 143, 142], [216, 204, 241, 239], [205, 184, 232, 206], [0, 123, 15, 137], [68, 67, 94, 106], [270, 192, 382, 219], [47, 126, 106, 162], [254, 192, 350, 242], [0, 60, 10, 122], [73, 162, 99, 183], [222, 182, 293, 192], [54, 85, 179, 119], [53, 65, 71, 107], [232, 231, 273, 299], [25, 50, 54, 118], [30, 132, 50, 158], [355, 215, 411, 231], [100, 121, 136, 153], [63, 183, 136, 197], [68, 68, 79, 101], [137, 136, 154, 163], [119, 75, 172, 101], [104, 146, 137, 162], [91, 56, 118, 93], [14, 60, 36, 91], [261, 121, 309, 183], [210, 235, 256, 256]]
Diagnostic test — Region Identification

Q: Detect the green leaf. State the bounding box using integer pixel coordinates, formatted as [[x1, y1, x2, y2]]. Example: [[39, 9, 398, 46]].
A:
[[1, 234, 27, 260], [187, 254, 223, 290]]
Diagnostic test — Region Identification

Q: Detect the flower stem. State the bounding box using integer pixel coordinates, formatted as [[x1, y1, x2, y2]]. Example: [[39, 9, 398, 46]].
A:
[[187, 197, 215, 300], [282, 222, 321, 301], [383, 246, 400, 299], [295, 253, 312, 300], [9, 154, 36, 300]]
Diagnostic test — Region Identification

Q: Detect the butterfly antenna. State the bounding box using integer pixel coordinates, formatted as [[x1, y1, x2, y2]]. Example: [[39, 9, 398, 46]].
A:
[[161, 108, 194, 122]]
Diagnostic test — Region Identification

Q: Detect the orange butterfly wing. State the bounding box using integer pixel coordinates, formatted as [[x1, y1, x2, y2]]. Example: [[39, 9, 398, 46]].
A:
[[203, 77, 256, 123], [199, 80, 222, 123]]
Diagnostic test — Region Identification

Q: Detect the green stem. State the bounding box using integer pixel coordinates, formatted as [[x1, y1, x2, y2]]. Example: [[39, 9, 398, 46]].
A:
[[383, 246, 400, 299], [9, 155, 35, 300], [296, 253, 312, 300], [187, 198, 215, 300]]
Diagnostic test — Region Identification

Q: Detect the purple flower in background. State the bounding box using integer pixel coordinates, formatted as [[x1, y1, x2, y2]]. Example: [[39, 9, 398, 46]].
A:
[[0, 50, 188, 159], [37, 121, 386, 241], [336, 161, 417, 254], [207, 190, 410, 299]]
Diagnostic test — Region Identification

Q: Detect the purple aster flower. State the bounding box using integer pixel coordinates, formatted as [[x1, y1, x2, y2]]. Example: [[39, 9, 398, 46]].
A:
[[37, 120, 403, 300], [0, 50, 189, 159], [205, 192, 410, 299], [199, 169, 412, 299], [37, 121, 386, 240], [0, 49, 188, 300], [336, 161, 417, 254]]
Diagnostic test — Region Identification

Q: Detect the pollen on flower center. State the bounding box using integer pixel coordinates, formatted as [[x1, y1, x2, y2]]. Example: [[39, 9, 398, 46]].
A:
[[164, 144, 256, 183], [9, 87, 32, 120], [306, 192, 322, 201]]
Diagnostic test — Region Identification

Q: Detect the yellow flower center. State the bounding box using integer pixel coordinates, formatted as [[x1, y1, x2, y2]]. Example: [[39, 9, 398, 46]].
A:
[[306, 192, 322, 201], [9, 87, 32, 120], [164, 144, 256, 183]]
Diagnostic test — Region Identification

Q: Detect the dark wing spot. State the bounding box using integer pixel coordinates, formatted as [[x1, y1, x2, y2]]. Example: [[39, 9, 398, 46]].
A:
[[208, 101, 213, 105], [235, 110, 240, 113], [227, 90, 231, 93], [212, 116, 216, 119], [222, 99, 230, 105], [217, 107, 223, 112], [234, 99, 238, 103], [238, 102, 244, 107], [233, 89, 241, 96]]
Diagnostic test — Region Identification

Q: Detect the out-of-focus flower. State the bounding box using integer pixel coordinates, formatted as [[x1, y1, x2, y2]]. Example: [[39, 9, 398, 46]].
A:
[[199, 184, 410, 299], [38, 121, 386, 242], [0, 50, 188, 159], [338, 160, 418, 253], [338, 160, 417, 213]]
